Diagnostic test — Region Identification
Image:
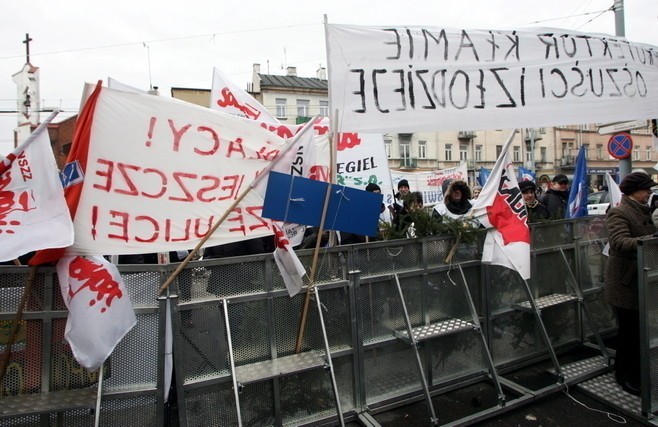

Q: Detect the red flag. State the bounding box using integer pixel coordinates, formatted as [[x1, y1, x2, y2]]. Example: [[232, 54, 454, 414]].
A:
[[471, 130, 531, 279], [29, 81, 103, 266]]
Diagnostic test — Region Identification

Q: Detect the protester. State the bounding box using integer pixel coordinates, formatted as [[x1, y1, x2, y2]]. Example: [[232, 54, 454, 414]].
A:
[[393, 191, 424, 237], [432, 179, 474, 222], [539, 174, 570, 219], [471, 185, 482, 199], [604, 172, 658, 396], [519, 181, 549, 222], [390, 179, 411, 220]]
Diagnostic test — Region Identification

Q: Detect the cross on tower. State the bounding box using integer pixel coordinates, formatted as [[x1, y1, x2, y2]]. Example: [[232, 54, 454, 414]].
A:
[[23, 33, 32, 64]]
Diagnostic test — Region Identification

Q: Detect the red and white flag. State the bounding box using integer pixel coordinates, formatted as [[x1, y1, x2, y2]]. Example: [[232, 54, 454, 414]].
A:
[[210, 67, 279, 123], [471, 130, 531, 280], [56, 255, 136, 370], [0, 112, 73, 262], [272, 224, 306, 296]]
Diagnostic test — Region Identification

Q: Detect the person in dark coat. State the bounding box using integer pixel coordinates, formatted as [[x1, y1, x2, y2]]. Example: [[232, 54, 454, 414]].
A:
[[604, 172, 658, 396], [519, 181, 549, 222], [539, 174, 570, 219], [432, 179, 473, 222]]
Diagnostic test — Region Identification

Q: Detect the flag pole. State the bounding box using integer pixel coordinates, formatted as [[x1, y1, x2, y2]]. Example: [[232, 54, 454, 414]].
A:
[[158, 116, 319, 295], [294, 106, 337, 353]]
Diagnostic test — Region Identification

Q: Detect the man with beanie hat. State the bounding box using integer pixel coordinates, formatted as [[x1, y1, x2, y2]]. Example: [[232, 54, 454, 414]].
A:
[[605, 171, 658, 396], [539, 174, 570, 219], [390, 179, 411, 220], [519, 181, 549, 222]]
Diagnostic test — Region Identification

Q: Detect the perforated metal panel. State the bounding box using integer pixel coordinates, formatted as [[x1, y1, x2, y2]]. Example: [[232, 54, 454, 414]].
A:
[[530, 220, 575, 250], [354, 240, 421, 277], [491, 310, 540, 365], [428, 332, 484, 383], [363, 343, 421, 403]]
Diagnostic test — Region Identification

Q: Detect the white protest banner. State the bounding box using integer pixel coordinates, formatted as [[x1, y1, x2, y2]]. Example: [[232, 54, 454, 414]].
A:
[[390, 163, 468, 206], [41, 84, 290, 258], [0, 112, 74, 262], [336, 132, 393, 200], [326, 24, 658, 133], [210, 67, 279, 123]]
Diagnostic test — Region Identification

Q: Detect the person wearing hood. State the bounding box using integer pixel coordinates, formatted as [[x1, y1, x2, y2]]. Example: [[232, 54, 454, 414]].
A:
[[605, 172, 658, 396], [432, 179, 474, 222], [538, 174, 570, 219]]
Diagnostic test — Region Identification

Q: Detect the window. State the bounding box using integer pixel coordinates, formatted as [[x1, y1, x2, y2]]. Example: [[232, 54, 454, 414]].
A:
[[384, 139, 391, 158], [445, 144, 453, 161], [525, 149, 532, 162], [459, 144, 468, 161], [296, 99, 310, 117], [475, 145, 482, 161], [319, 100, 329, 117], [540, 147, 547, 163], [583, 144, 589, 158], [647, 147, 652, 161], [496, 145, 502, 158], [633, 146, 640, 160], [400, 143, 410, 159], [275, 98, 286, 118], [513, 146, 520, 162], [596, 144, 603, 160], [418, 140, 427, 159]]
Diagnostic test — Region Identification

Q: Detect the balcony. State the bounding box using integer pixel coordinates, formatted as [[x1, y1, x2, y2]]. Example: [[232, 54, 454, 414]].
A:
[[458, 131, 476, 139], [399, 158, 418, 169]]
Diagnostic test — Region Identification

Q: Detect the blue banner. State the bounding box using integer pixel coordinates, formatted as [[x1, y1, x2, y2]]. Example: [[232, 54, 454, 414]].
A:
[[566, 146, 588, 218], [518, 166, 536, 182], [477, 167, 490, 187]]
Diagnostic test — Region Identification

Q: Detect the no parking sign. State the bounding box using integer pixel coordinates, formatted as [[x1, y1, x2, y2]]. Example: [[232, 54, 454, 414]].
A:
[[607, 132, 633, 159]]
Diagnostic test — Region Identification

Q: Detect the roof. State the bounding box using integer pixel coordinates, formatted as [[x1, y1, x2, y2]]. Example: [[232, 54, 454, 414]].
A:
[[258, 74, 327, 90]]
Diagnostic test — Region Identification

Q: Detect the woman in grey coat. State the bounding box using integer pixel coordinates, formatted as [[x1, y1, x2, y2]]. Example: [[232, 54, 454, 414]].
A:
[[605, 172, 657, 396]]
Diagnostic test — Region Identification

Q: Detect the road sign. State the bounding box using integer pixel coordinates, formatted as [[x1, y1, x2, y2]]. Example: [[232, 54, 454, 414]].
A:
[[597, 119, 646, 135], [607, 132, 633, 159]]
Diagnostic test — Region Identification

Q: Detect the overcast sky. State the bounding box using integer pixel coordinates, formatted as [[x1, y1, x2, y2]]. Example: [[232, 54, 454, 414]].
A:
[[0, 0, 656, 155]]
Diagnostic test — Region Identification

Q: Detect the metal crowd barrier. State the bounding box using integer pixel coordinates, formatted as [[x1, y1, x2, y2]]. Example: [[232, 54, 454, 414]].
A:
[[2, 216, 650, 426]]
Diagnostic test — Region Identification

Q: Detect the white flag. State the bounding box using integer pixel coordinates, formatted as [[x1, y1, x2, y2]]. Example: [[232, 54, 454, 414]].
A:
[[272, 224, 306, 297], [210, 67, 279, 123], [602, 172, 623, 257], [56, 255, 137, 370], [0, 113, 73, 262], [471, 130, 531, 280]]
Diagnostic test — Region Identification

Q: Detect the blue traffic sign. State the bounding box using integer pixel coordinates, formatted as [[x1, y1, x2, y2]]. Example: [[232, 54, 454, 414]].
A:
[[607, 132, 633, 159]]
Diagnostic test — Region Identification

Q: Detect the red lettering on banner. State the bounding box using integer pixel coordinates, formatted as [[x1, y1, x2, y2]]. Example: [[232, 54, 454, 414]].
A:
[[170, 172, 196, 202], [337, 133, 362, 151], [216, 87, 262, 120], [227, 138, 246, 158], [165, 218, 191, 242], [245, 206, 270, 232], [308, 165, 329, 181], [168, 120, 192, 152], [260, 123, 295, 139], [195, 126, 220, 155], [145, 117, 156, 147], [134, 216, 159, 242], [108, 210, 130, 242], [227, 207, 246, 235], [17, 152, 33, 181], [115, 163, 140, 196], [93, 159, 114, 192], [141, 168, 167, 199], [197, 175, 221, 202], [218, 175, 243, 201], [68, 257, 123, 313]]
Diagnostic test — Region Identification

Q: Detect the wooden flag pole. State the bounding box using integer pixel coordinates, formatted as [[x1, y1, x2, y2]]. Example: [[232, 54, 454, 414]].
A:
[[0, 265, 38, 384], [295, 109, 338, 353]]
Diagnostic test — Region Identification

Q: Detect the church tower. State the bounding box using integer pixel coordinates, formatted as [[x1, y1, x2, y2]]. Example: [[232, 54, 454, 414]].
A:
[[11, 33, 40, 146]]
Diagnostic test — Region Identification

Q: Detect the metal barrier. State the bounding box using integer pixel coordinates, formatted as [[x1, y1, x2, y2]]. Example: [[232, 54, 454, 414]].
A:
[[0, 217, 632, 426], [638, 237, 658, 418]]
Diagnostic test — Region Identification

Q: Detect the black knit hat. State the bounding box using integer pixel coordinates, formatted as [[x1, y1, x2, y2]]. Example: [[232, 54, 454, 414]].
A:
[[365, 183, 381, 193], [397, 179, 410, 190], [519, 180, 536, 193], [619, 172, 658, 195]]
